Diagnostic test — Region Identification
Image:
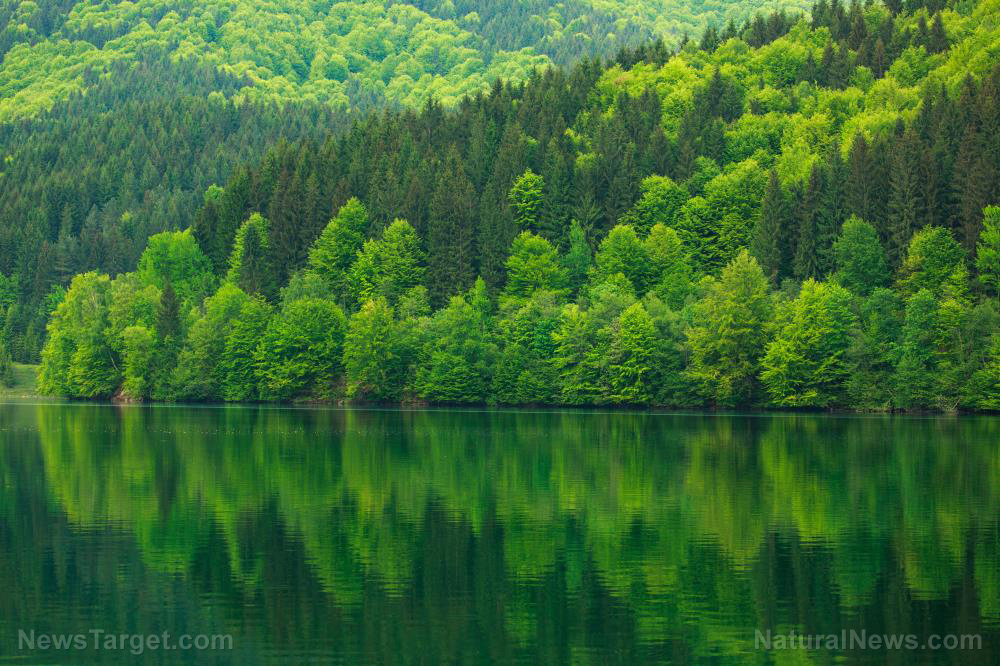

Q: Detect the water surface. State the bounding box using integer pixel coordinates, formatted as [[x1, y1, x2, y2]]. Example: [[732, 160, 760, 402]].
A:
[[0, 403, 997, 663]]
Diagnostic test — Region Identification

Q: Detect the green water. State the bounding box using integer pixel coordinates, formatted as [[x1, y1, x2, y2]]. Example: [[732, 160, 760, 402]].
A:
[[0, 403, 997, 664]]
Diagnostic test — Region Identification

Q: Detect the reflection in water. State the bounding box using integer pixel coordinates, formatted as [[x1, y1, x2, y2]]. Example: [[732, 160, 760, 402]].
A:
[[0, 404, 997, 663]]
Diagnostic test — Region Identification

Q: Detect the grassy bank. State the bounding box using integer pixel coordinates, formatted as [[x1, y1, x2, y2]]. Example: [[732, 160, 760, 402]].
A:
[[0, 364, 40, 399]]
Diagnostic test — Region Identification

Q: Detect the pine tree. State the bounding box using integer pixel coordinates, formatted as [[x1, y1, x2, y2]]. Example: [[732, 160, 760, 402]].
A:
[[793, 166, 822, 280], [227, 214, 276, 300], [887, 130, 921, 267], [427, 148, 476, 306], [752, 171, 787, 286]]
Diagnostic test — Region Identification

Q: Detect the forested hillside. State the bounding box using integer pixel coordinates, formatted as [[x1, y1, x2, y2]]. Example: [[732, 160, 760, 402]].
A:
[[0, 0, 810, 119], [0, 0, 813, 361], [22, 0, 1000, 410]]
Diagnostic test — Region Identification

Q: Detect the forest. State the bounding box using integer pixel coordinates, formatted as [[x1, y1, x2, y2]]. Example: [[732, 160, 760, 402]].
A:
[[16, 0, 1000, 410]]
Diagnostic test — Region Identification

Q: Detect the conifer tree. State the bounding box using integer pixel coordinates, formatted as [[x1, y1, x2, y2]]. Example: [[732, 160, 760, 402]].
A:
[[427, 148, 476, 305], [752, 171, 787, 286]]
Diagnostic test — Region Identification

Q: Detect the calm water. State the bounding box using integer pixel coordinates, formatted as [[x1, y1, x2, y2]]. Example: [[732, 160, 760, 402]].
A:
[[0, 403, 997, 664]]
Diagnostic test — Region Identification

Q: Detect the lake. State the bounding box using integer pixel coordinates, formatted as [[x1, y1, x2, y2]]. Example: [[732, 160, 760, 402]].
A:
[[0, 403, 997, 664]]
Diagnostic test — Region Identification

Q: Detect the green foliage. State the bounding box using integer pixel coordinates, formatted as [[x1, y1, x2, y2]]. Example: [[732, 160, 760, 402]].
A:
[[173, 284, 252, 401], [975, 206, 1000, 297], [898, 226, 966, 297], [503, 232, 567, 300], [417, 293, 496, 403], [308, 198, 370, 302], [255, 298, 347, 401], [348, 219, 425, 306], [846, 288, 902, 409], [593, 225, 650, 295], [620, 176, 688, 236], [833, 216, 889, 296], [760, 279, 857, 407], [0, 342, 13, 388], [221, 297, 273, 402], [119, 326, 154, 400], [894, 289, 939, 409], [227, 214, 276, 300], [644, 224, 694, 309], [508, 169, 545, 232], [344, 298, 412, 402], [136, 231, 215, 305], [686, 250, 772, 406], [38, 272, 118, 398], [563, 220, 592, 295], [606, 302, 658, 404], [27, 1, 1000, 412]]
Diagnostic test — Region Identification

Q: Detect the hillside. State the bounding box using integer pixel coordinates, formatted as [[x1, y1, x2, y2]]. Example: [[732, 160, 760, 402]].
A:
[[30, 0, 1000, 411], [0, 0, 811, 119]]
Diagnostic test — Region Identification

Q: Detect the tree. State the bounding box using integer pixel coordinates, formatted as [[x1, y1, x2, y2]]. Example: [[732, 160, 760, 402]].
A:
[[503, 232, 567, 300], [606, 302, 657, 404], [686, 250, 773, 406], [975, 206, 1000, 298], [508, 169, 545, 232], [0, 342, 14, 388], [563, 220, 592, 295], [552, 303, 603, 405], [119, 325, 154, 400], [491, 291, 562, 405], [38, 272, 118, 398], [172, 284, 251, 401], [894, 289, 939, 409], [348, 219, 425, 306], [344, 298, 410, 402], [226, 214, 276, 300], [427, 148, 476, 306], [760, 280, 858, 406], [644, 224, 694, 309], [136, 230, 215, 304], [846, 288, 902, 409], [307, 198, 369, 303], [898, 226, 966, 297], [620, 176, 688, 236], [416, 294, 496, 404], [752, 171, 787, 285], [256, 298, 347, 401], [832, 216, 889, 296], [220, 297, 272, 402], [593, 225, 650, 294]]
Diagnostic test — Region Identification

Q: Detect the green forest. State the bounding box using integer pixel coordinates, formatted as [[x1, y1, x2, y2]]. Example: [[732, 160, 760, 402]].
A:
[[11, 0, 1000, 410]]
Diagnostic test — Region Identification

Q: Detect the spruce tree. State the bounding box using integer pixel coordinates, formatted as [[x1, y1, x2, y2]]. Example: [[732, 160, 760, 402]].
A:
[[427, 147, 476, 306], [752, 170, 787, 286]]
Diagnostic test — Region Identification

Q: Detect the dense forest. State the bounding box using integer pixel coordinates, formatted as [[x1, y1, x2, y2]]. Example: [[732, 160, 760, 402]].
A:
[[0, 0, 810, 118], [0, 0, 814, 363], [20, 0, 1000, 410]]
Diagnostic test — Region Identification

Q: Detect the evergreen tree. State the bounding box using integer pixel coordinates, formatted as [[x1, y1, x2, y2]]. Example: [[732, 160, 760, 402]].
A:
[[427, 148, 476, 306], [752, 171, 787, 286], [226, 214, 276, 300], [563, 220, 592, 296], [887, 130, 921, 266], [846, 288, 902, 409]]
